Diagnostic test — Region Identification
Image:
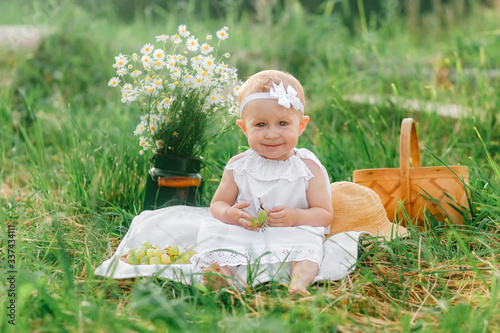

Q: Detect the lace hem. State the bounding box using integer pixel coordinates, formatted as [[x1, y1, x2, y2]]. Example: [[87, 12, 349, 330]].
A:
[[192, 247, 323, 267], [226, 149, 314, 182]]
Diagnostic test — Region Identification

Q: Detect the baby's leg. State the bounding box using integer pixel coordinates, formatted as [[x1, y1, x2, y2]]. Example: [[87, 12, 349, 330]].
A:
[[288, 260, 319, 295]]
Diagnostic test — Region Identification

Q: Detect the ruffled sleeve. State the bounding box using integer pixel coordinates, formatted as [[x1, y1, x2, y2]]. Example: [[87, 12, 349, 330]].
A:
[[296, 148, 332, 200]]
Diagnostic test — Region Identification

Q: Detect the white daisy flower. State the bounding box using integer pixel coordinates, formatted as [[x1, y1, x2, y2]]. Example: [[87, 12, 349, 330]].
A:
[[116, 68, 127, 76], [186, 36, 199, 52], [233, 85, 241, 96], [178, 55, 188, 66], [132, 53, 139, 62], [127, 64, 133, 69], [197, 68, 210, 78], [168, 81, 180, 90], [165, 59, 176, 69], [141, 55, 152, 64], [153, 49, 165, 61], [134, 122, 147, 136], [140, 43, 154, 55], [155, 140, 164, 149], [171, 34, 182, 44], [199, 43, 213, 55], [153, 60, 164, 70], [192, 74, 204, 87], [114, 53, 128, 68], [218, 72, 229, 83], [108, 77, 120, 87], [224, 53, 230, 58], [153, 78, 164, 90], [178, 24, 190, 37], [206, 34, 212, 40], [144, 85, 156, 96], [202, 55, 216, 70], [149, 124, 157, 134], [121, 90, 137, 103], [190, 55, 202, 65], [155, 34, 169, 42], [170, 67, 181, 78], [207, 91, 221, 105], [122, 83, 133, 91], [161, 96, 175, 109], [216, 28, 228, 40], [130, 69, 142, 78]]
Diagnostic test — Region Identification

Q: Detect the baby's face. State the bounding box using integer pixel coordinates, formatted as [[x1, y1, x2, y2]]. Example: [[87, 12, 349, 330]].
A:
[[237, 99, 309, 160]]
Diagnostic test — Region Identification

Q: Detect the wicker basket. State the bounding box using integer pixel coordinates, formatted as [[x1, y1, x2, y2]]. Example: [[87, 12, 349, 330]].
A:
[[353, 118, 469, 226]]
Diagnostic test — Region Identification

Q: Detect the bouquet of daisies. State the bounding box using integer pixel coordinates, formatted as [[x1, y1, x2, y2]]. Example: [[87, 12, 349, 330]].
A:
[[108, 25, 242, 157]]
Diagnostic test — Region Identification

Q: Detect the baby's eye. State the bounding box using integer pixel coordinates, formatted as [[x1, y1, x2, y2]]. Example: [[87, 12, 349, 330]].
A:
[[256, 123, 266, 127], [278, 121, 288, 126]]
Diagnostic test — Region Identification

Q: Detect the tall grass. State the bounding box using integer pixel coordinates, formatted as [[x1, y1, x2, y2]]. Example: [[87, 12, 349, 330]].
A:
[[1, 0, 499, 332]]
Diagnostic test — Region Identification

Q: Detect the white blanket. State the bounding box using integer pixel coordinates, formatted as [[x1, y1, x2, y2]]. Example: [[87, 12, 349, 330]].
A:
[[94, 206, 368, 285]]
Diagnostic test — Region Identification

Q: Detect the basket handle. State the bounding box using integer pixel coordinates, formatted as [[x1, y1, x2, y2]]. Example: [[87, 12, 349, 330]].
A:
[[399, 118, 421, 215]]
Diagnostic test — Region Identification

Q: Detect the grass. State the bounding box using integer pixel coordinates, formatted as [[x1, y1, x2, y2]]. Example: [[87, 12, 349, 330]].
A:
[[1, 0, 499, 332]]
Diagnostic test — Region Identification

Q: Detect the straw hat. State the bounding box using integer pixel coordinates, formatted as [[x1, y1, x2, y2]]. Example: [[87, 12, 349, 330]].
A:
[[328, 181, 408, 238]]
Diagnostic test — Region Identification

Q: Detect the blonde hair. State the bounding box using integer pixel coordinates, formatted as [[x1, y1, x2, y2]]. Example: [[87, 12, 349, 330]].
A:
[[238, 70, 305, 111]]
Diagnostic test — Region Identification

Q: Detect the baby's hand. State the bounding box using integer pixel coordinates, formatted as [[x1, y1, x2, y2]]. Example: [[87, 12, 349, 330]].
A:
[[226, 202, 258, 231], [268, 206, 297, 227]]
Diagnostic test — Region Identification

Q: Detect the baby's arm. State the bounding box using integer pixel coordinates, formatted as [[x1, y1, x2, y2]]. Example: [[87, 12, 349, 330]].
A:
[[210, 156, 257, 231], [268, 159, 333, 228]]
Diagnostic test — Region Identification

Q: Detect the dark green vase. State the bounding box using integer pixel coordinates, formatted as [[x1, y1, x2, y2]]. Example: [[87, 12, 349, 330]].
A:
[[143, 154, 204, 210]]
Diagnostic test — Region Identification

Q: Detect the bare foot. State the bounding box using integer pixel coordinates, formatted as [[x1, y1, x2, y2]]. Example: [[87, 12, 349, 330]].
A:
[[287, 260, 318, 295], [288, 283, 311, 295], [202, 262, 232, 290]]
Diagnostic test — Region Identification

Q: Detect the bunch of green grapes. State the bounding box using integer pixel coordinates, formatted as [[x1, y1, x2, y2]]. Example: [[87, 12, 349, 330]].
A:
[[125, 241, 196, 265], [249, 208, 269, 230]]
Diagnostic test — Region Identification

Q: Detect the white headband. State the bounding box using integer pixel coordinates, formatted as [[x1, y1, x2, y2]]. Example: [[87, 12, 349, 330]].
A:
[[239, 81, 304, 114]]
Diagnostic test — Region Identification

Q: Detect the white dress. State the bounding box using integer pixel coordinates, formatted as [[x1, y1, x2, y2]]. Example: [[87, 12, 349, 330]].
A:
[[191, 148, 331, 284], [94, 148, 367, 286]]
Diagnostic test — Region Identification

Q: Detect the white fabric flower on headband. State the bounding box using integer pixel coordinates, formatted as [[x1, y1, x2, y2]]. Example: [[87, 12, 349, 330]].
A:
[[238, 80, 305, 114], [269, 82, 302, 111]]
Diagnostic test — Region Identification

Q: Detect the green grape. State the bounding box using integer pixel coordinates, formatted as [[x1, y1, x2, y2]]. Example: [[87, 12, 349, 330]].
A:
[[140, 256, 150, 264], [154, 248, 163, 258], [249, 217, 260, 227], [257, 209, 269, 223], [161, 253, 171, 264], [146, 248, 155, 258], [187, 249, 196, 256], [178, 252, 190, 263], [135, 249, 146, 260], [126, 254, 133, 264], [166, 245, 179, 257], [129, 256, 139, 265], [141, 241, 151, 248], [139, 246, 148, 252], [150, 256, 161, 265], [128, 248, 137, 256], [174, 258, 184, 264]]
